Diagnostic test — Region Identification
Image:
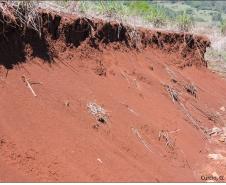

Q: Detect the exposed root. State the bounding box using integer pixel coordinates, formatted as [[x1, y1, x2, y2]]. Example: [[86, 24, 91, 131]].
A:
[[158, 130, 175, 150], [184, 83, 197, 97], [164, 83, 203, 131], [131, 127, 153, 152], [190, 103, 225, 126], [0, 1, 42, 36], [179, 102, 201, 130], [126, 26, 142, 49], [95, 60, 107, 76], [164, 84, 179, 103]]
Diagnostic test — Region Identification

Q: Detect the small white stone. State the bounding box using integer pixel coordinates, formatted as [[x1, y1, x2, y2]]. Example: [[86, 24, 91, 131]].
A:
[[218, 136, 226, 142], [97, 158, 103, 163], [220, 106, 225, 112], [212, 127, 222, 133], [210, 127, 222, 136], [208, 153, 224, 160], [64, 100, 70, 107]]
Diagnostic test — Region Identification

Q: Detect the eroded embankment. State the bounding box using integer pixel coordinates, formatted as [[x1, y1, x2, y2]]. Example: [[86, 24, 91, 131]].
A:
[[0, 10, 210, 70], [2, 9, 226, 183]]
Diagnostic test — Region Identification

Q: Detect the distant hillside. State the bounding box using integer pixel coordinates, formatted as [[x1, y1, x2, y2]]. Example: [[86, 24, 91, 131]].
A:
[[156, 0, 226, 26]]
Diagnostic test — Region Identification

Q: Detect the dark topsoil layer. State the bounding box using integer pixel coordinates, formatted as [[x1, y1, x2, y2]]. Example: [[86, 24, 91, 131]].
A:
[[0, 9, 210, 70]]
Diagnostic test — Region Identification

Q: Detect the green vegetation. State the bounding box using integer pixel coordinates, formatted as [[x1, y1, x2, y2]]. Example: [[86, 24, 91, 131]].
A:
[[75, 1, 193, 29], [95, 1, 172, 27], [62, 1, 226, 33], [97, 1, 128, 17], [220, 19, 226, 35], [183, 1, 226, 13], [176, 11, 193, 31], [128, 1, 151, 16]]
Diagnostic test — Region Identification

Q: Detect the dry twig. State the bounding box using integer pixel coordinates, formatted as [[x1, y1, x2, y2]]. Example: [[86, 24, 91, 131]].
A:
[[0, 1, 42, 36], [158, 130, 175, 150], [21, 75, 37, 97]]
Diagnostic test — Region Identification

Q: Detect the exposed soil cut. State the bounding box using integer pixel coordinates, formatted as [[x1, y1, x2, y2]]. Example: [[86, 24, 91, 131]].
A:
[[0, 10, 210, 69], [0, 10, 226, 182]]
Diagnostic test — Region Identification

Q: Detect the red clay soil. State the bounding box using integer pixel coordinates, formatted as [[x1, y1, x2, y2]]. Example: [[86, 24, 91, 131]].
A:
[[0, 11, 226, 182]]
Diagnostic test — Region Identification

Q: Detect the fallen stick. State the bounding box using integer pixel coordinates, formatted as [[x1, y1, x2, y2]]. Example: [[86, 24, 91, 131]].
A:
[[131, 127, 153, 152], [30, 81, 43, 85], [22, 75, 37, 97], [168, 129, 181, 134]]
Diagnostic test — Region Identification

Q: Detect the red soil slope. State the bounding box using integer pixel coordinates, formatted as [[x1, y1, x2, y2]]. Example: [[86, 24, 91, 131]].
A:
[[0, 11, 226, 182]]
